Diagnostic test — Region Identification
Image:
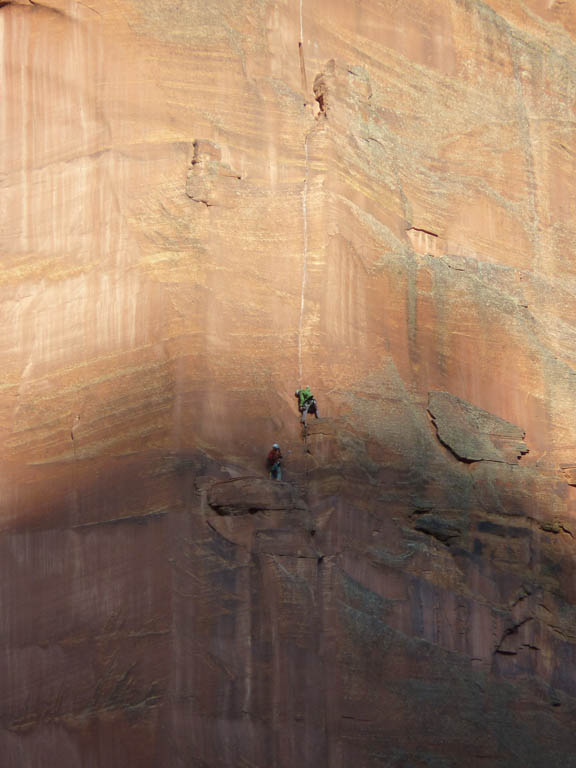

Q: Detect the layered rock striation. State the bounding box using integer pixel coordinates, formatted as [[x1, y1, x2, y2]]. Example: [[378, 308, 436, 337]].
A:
[[2, 0, 576, 766]]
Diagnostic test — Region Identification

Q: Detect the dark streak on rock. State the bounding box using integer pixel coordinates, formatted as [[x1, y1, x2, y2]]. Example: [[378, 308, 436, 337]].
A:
[[407, 226, 439, 238], [72, 509, 168, 529], [298, 42, 308, 92], [341, 715, 373, 722], [187, 197, 214, 207]]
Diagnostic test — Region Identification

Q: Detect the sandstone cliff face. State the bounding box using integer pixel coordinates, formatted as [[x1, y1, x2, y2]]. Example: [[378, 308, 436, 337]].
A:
[[2, 0, 576, 766]]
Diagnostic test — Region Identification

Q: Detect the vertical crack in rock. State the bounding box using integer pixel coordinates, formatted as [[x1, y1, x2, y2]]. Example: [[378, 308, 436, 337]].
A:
[[297, 131, 310, 382], [298, 42, 308, 93], [508, 30, 541, 267], [70, 414, 80, 461], [298, 0, 307, 92]]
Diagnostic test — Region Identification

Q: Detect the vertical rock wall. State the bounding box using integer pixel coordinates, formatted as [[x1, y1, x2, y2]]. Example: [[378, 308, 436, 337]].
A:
[[2, 0, 576, 765]]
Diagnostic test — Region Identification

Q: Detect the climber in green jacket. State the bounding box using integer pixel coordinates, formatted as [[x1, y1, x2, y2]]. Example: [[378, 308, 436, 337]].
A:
[[295, 386, 319, 425]]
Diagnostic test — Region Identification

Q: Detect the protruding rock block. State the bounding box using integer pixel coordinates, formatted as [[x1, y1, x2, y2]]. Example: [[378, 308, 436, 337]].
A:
[[313, 59, 336, 117], [207, 476, 298, 516], [186, 139, 241, 206], [413, 513, 463, 544], [428, 391, 528, 463], [561, 466, 576, 486], [313, 59, 372, 120]]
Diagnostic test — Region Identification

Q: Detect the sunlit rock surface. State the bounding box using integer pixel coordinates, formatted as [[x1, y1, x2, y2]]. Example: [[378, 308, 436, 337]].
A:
[[2, 0, 576, 765]]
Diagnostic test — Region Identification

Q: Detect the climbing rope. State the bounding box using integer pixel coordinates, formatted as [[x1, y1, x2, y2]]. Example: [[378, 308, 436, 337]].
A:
[[297, 131, 310, 383]]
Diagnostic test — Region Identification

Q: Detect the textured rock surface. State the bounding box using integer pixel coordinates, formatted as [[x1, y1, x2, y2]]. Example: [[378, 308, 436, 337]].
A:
[[428, 391, 529, 463], [2, 0, 576, 766]]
